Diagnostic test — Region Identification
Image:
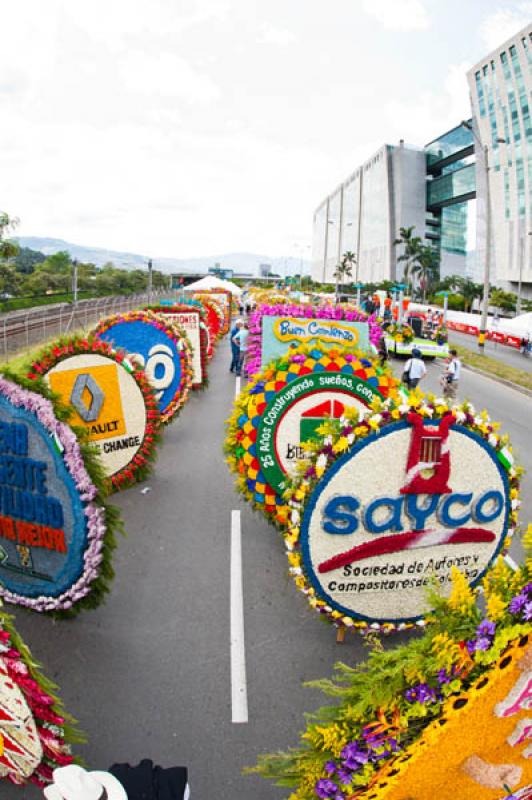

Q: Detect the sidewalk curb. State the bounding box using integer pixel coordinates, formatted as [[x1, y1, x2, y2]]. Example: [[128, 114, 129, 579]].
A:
[[462, 363, 532, 398]]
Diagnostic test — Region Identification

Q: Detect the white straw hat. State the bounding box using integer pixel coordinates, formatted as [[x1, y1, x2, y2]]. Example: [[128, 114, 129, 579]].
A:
[[44, 765, 128, 800]]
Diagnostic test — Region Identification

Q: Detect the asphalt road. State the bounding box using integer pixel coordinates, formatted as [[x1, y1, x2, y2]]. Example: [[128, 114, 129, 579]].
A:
[[449, 329, 532, 374], [4, 342, 532, 800]]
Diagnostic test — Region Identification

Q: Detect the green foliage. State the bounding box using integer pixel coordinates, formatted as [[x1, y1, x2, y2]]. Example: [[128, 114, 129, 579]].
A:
[[0, 211, 19, 262], [13, 246, 46, 274], [490, 287, 516, 313]]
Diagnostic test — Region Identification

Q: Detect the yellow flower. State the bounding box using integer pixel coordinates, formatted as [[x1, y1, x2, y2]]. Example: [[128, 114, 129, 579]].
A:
[[287, 552, 301, 568], [295, 576, 306, 590], [486, 592, 506, 621], [333, 436, 350, 453], [447, 566, 476, 613], [391, 408, 402, 419]]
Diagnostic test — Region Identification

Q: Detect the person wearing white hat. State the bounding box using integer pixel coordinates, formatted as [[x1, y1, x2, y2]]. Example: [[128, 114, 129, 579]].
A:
[[43, 765, 128, 800]]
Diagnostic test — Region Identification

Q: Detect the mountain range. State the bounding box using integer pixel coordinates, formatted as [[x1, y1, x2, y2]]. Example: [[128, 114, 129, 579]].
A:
[[17, 237, 311, 277]]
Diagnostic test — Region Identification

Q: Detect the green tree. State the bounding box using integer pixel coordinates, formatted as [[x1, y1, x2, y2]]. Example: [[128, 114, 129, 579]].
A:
[[489, 288, 516, 314], [14, 246, 45, 275], [0, 212, 20, 263], [0, 264, 22, 296], [394, 226, 422, 289], [450, 277, 483, 313], [411, 245, 440, 301], [333, 251, 357, 297]]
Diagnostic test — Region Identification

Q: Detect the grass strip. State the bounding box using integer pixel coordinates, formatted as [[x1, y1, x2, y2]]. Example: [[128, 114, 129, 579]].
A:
[[454, 343, 532, 391]]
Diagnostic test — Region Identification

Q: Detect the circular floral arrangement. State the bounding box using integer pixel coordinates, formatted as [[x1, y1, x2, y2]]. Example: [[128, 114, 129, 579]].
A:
[[27, 335, 162, 491], [190, 288, 232, 333], [194, 298, 223, 344], [224, 345, 399, 524], [246, 304, 384, 377], [93, 310, 193, 424], [386, 322, 415, 344], [0, 374, 120, 614], [251, 550, 532, 800], [0, 608, 82, 787], [147, 305, 209, 389], [278, 394, 521, 636]]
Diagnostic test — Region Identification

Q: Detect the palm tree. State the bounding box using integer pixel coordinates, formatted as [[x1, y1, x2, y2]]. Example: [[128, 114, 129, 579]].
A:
[[411, 245, 440, 302], [394, 226, 422, 290], [452, 277, 483, 313], [333, 251, 357, 300]]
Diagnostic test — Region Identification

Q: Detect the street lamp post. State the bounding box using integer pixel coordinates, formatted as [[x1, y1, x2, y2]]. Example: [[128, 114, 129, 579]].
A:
[[516, 232, 532, 316], [147, 258, 153, 305], [461, 120, 505, 350], [72, 259, 78, 306]]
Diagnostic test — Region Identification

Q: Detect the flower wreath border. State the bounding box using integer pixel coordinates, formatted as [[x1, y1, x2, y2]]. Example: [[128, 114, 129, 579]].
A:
[[246, 303, 384, 377], [0, 608, 83, 787], [193, 296, 225, 341], [280, 395, 521, 637], [27, 335, 162, 491], [93, 310, 193, 424], [147, 305, 209, 390], [0, 373, 121, 615], [224, 345, 398, 525], [191, 288, 232, 334]]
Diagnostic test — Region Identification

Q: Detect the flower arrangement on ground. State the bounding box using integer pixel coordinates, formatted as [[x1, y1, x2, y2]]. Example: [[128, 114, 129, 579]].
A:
[[27, 335, 162, 491], [94, 310, 193, 424], [0, 371, 122, 615], [277, 393, 520, 636], [224, 345, 399, 525], [246, 304, 384, 377], [0, 606, 83, 787], [147, 305, 209, 389]]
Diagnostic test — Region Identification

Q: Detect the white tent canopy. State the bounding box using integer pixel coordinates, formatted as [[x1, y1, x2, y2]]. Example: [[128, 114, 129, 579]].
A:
[[499, 312, 532, 334], [183, 275, 242, 295]]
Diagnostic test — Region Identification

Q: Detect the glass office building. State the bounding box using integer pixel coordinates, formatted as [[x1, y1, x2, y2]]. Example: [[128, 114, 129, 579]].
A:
[[425, 124, 479, 281], [467, 24, 532, 297]]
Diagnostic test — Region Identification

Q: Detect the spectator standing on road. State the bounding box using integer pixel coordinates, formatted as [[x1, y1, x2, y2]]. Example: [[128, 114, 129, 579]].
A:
[[233, 321, 249, 377], [229, 319, 242, 373], [441, 348, 461, 401], [402, 348, 426, 389]]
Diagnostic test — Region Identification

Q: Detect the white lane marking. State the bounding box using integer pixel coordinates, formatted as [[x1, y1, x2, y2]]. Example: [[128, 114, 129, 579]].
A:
[[230, 509, 248, 723], [235, 376, 241, 398]]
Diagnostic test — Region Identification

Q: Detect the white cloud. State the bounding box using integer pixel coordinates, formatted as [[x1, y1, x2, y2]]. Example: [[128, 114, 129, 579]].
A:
[[258, 23, 297, 46], [362, 0, 430, 31], [480, 3, 532, 52], [120, 52, 221, 103], [383, 61, 471, 145]]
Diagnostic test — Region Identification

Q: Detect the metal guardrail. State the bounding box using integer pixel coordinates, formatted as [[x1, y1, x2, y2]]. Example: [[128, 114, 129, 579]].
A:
[[0, 290, 170, 359]]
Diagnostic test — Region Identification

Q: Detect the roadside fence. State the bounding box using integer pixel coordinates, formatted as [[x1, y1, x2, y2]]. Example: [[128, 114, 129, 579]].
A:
[[0, 290, 171, 359]]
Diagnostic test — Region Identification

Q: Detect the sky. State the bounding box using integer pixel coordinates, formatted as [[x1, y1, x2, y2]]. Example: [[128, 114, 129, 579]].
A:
[[2, 0, 532, 261]]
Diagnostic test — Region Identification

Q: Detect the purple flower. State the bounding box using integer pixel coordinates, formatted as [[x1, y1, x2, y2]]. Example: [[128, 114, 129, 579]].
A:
[[476, 619, 496, 638], [324, 761, 336, 776], [523, 601, 532, 621], [341, 741, 369, 771], [475, 636, 492, 651], [404, 683, 437, 704], [336, 768, 353, 784], [509, 594, 527, 615], [437, 668, 452, 685], [315, 778, 340, 798]]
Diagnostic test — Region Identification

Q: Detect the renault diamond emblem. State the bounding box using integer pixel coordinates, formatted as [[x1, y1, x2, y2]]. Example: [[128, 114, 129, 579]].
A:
[[70, 373, 105, 422]]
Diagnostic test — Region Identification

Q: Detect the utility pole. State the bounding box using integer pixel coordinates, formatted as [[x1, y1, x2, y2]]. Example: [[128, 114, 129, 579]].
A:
[[72, 259, 78, 305], [147, 258, 153, 305], [462, 121, 505, 350]]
